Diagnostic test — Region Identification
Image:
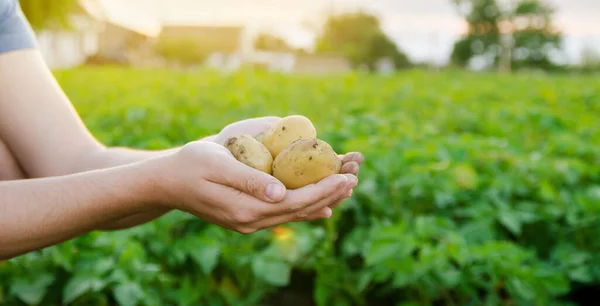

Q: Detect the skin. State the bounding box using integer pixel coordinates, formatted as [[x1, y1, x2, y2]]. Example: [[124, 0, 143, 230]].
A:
[[0, 49, 364, 260]]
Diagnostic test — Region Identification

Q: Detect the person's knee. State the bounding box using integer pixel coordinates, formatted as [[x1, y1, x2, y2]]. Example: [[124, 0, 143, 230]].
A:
[[0, 139, 25, 180]]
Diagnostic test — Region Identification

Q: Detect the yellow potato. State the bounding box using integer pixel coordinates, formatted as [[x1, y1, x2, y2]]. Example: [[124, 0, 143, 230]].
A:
[[225, 135, 273, 174], [272, 138, 342, 189], [262, 115, 317, 158]]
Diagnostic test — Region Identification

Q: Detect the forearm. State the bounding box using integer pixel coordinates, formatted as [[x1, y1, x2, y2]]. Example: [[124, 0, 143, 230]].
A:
[[0, 162, 157, 260], [72, 135, 217, 173], [65, 135, 216, 230]]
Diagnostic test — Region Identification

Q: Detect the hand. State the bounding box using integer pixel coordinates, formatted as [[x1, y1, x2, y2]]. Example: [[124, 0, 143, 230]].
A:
[[214, 116, 281, 145], [330, 152, 364, 208], [152, 141, 358, 234], [214, 116, 364, 209]]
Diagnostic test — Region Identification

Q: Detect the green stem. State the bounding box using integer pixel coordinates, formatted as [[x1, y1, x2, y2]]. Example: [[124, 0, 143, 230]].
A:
[[325, 214, 338, 256]]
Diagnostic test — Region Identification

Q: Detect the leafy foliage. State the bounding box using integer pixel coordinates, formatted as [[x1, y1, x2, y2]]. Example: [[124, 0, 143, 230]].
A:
[[1, 67, 600, 305], [315, 11, 411, 70], [19, 0, 78, 30]]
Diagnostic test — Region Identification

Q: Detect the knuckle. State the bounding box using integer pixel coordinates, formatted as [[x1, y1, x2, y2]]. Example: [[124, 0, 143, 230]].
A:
[[285, 203, 303, 214], [296, 210, 309, 220], [245, 175, 262, 195]]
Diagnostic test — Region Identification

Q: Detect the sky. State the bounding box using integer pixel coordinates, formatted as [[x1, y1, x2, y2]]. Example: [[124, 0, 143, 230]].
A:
[[98, 0, 600, 65]]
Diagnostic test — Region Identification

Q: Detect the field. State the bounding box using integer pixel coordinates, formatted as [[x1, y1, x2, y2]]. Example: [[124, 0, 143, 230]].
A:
[[1, 67, 600, 306]]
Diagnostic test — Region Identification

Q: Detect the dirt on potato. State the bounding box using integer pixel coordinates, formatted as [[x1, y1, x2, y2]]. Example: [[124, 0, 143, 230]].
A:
[[225, 134, 273, 174]]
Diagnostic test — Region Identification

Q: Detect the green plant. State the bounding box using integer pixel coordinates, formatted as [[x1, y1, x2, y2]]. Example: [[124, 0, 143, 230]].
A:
[[1, 67, 599, 305]]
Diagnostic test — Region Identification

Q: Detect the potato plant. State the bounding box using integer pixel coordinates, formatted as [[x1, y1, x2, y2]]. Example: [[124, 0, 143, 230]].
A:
[[1, 67, 599, 306]]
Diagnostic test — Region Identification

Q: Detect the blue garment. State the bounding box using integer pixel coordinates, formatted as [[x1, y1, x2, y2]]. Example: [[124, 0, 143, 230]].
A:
[[0, 0, 37, 54]]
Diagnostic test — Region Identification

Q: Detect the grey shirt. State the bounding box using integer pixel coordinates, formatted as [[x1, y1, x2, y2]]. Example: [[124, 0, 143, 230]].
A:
[[0, 0, 37, 54]]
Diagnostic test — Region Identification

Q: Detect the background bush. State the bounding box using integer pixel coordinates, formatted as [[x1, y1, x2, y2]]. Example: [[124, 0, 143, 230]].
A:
[[1, 67, 600, 306]]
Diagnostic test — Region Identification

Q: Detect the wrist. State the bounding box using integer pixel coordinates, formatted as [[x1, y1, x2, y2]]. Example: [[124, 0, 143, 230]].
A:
[[118, 157, 167, 211], [133, 153, 179, 210]]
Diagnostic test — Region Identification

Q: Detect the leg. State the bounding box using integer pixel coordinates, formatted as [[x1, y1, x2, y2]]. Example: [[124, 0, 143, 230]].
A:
[[0, 139, 26, 180]]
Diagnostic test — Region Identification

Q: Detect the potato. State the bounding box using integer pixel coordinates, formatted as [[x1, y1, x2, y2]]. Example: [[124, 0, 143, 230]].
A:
[[225, 135, 273, 174], [272, 138, 342, 189], [262, 115, 317, 158], [255, 132, 266, 144]]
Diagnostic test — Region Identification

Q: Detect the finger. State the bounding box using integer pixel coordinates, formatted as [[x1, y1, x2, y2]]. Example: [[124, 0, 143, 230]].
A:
[[329, 188, 353, 209], [284, 174, 356, 218], [259, 116, 282, 123], [340, 161, 360, 176], [264, 174, 349, 217], [209, 156, 287, 203], [306, 207, 333, 220], [339, 152, 365, 165], [251, 179, 354, 229], [184, 179, 263, 226]]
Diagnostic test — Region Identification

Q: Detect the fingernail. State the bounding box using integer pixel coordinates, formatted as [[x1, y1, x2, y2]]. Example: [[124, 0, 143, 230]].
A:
[[266, 183, 285, 201], [345, 175, 358, 188], [323, 208, 333, 218], [336, 174, 348, 187], [346, 189, 353, 197]]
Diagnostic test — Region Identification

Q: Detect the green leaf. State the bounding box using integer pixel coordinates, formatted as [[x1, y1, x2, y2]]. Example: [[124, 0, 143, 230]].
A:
[[438, 268, 461, 288], [569, 266, 593, 283], [357, 270, 372, 292], [539, 273, 570, 296], [391, 257, 417, 287], [63, 275, 107, 304], [507, 277, 535, 301], [365, 235, 415, 266], [342, 228, 367, 258], [113, 282, 144, 306], [190, 244, 221, 275], [251, 258, 291, 286], [365, 242, 399, 265], [499, 210, 522, 235], [10, 273, 54, 305], [94, 257, 116, 275]]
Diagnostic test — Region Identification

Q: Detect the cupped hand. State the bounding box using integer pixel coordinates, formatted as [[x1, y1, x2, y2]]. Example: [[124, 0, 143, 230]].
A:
[[212, 116, 364, 211], [213, 116, 364, 174], [154, 141, 358, 234]]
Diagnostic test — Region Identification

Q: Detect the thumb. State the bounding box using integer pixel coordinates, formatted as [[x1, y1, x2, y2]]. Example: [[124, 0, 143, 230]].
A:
[[218, 160, 287, 203]]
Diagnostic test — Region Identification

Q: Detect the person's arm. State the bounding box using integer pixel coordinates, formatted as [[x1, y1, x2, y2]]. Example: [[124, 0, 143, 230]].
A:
[[0, 49, 175, 230], [0, 2, 363, 237], [1, 140, 358, 260], [0, 48, 364, 232], [0, 160, 158, 260]]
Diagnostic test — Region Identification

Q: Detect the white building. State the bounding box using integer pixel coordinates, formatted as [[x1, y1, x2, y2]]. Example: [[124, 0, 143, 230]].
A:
[[34, 0, 161, 69]]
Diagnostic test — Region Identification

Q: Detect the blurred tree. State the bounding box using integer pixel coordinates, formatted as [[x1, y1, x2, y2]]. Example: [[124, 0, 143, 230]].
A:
[[19, 0, 78, 30], [450, 0, 562, 71], [450, 0, 502, 67], [254, 33, 294, 52], [314, 11, 411, 71], [155, 38, 211, 65], [578, 44, 600, 73]]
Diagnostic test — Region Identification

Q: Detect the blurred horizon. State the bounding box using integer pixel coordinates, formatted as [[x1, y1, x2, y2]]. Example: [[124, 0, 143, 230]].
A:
[[97, 0, 600, 66]]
